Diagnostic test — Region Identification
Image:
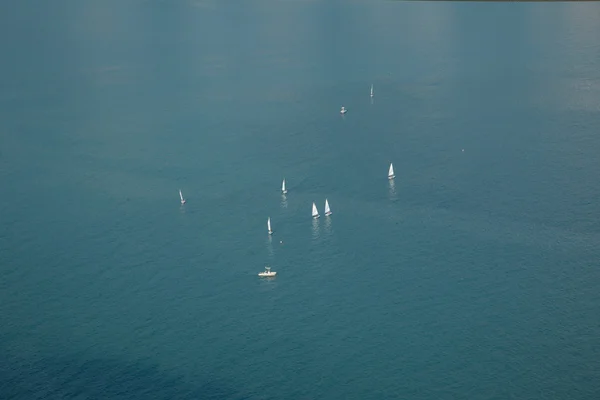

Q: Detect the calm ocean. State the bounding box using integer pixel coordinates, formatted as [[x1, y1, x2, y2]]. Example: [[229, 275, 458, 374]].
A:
[[1, 1, 600, 399]]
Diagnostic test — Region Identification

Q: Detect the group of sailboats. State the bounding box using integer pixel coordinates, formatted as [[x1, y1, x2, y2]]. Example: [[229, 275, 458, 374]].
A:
[[311, 199, 332, 219], [261, 180, 334, 277], [261, 160, 393, 276], [179, 83, 389, 279], [267, 180, 333, 237], [180, 162, 392, 215]]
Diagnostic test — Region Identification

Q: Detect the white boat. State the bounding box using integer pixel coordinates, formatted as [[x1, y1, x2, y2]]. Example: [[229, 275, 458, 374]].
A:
[[388, 163, 395, 180], [282, 179, 287, 194], [179, 189, 186, 205], [267, 217, 273, 235], [370, 84, 374, 97], [312, 202, 320, 219], [340, 106, 347, 114], [258, 266, 277, 277], [324, 198, 332, 216]]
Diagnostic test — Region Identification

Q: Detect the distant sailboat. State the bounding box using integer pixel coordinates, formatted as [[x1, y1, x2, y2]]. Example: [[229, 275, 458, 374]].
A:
[[267, 217, 273, 235], [340, 106, 347, 114], [370, 84, 374, 97], [388, 163, 395, 180], [179, 189, 186, 205], [282, 179, 287, 194], [312, 202, 320, 219], [324, 199, 332, 216]]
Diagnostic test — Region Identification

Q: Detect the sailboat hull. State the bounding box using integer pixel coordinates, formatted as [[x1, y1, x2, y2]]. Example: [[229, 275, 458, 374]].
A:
[[388, 176, 395, 180], [313, 215, 320, 219], [325, 212, 332, 216], [282, 190, 287, 194]]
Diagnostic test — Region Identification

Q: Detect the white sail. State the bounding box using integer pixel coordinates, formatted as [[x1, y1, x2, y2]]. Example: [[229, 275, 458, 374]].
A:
[[324, 199, 332, 216], [388, 163, 395, 179], [370, 84, 374, 97], [267, 217, 272, 234], [282, 179, 287, 194], [312, 202, 320, 218], [179, 189, 185, 204]]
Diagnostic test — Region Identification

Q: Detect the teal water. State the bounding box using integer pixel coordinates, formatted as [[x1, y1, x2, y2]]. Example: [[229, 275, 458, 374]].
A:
[[2, 1, 600, 398]]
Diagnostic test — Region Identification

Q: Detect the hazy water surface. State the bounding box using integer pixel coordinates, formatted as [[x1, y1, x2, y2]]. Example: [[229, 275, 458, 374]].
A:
[[1, 1, 600, 399]]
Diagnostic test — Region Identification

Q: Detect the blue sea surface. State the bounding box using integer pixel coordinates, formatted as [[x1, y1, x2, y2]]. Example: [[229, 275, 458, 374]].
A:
[[1, 1, 600, 399]]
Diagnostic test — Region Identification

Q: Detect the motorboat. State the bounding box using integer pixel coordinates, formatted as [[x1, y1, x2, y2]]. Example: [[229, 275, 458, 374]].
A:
[[258, 266, 277, 277]]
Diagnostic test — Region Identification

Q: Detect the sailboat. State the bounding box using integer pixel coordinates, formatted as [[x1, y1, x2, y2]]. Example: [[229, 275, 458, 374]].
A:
[[312, 202, 320, 219], [179, 189, 186, 205], [370, 84, 374, 97], [388, 163, 395, 180], [324, 199, 332, 216], [282, 179, 287, 194], [267, 217, 273, 235], [340, 106, 347, 114]]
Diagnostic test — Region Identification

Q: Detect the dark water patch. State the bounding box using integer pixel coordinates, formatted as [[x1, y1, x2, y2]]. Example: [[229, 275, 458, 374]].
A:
[[0, 352, 242, 400]]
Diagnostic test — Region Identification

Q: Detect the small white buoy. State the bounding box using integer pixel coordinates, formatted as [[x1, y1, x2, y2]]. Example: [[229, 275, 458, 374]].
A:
[[462, 149, 465, 152], [280, 240, 283, 244]]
